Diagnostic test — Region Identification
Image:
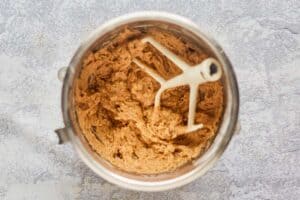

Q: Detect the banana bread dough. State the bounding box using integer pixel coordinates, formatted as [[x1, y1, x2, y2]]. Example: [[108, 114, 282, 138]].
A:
[[74, 27, 224, 174]]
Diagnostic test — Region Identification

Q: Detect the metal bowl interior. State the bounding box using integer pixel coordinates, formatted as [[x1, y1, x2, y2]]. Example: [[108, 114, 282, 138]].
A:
[[61, 12, 239, 191]]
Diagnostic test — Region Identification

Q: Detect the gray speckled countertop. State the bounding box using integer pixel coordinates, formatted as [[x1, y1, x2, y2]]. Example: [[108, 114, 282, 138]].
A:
[[0, 0, 299, 199]]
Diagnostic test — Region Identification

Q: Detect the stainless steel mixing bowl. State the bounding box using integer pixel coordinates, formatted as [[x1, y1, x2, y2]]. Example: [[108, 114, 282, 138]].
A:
[[55, 11, 240, 192]]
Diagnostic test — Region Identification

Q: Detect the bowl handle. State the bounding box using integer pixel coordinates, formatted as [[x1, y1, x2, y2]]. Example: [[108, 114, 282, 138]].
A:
[[57, 67, 68, 82], [55, 66, 69, 144], [55, 128, 69, 144]]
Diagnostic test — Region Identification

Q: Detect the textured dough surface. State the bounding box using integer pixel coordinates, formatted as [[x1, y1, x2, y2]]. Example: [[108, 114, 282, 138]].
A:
[[74, 27, 224, 174]]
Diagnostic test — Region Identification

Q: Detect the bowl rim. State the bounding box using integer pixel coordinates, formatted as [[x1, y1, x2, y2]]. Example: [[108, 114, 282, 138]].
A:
[[61, 11, 239, 192]]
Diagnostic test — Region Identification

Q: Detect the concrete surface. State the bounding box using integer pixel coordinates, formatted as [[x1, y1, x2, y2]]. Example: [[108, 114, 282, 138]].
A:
[[0, 0, 299, 199]]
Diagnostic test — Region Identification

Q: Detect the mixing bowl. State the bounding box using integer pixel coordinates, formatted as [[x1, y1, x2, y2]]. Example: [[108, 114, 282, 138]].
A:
[[55, 11, 240, 191]]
